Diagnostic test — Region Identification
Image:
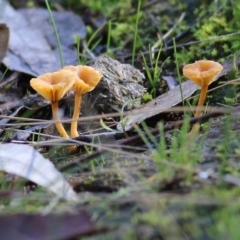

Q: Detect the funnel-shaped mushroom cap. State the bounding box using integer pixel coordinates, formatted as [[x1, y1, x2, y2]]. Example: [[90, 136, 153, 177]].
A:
[[63, 65, 102, 94], [30, 70, 77, 103], [183, 60, 223, 87]]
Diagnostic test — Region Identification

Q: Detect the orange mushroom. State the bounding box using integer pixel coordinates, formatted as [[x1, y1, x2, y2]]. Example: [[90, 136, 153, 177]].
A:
[[183, 60, 223, 117], [63, 65, 102, 138], [30, 70, 77, 138]]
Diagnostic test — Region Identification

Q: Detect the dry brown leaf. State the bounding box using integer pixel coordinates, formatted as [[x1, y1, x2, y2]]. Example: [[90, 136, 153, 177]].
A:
[[0, 23, 9, 63]]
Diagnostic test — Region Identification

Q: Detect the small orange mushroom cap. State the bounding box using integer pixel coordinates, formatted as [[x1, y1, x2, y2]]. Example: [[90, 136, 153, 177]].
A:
[[30, 70, 77, 103], [183, 60, 223, 87], [63, 65, 102, 94]]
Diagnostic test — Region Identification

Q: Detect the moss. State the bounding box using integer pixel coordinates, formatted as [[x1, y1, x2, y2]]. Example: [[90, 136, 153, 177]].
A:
[[177, 0, 240, 63]]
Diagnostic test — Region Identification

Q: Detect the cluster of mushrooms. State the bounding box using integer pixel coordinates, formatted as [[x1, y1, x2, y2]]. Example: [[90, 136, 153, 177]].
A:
[[30, 59, 223, 149], [30, 65, 103, 146]]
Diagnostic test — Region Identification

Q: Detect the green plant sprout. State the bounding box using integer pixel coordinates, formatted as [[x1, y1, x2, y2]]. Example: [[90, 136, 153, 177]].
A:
[[141, 45, 168, 98], [0, 67, 9, 84], [173, 38, 184, 106], [132, 0, 141, 65], [156, 122, 167, 160], [74, 34, 81, 65], [120, 98, 141, 132], [142, 92, 152, 103], [133, 123, 153, 150], [86, 24, 106, 49], [106, 20, 112, 54], [100, 119, 121, 133]]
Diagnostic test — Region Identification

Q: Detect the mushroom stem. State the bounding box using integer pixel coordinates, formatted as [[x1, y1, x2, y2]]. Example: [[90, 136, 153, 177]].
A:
[[71, 94, 82, 137], [51, 102, 69, 138], [194, 84, 208, 117]]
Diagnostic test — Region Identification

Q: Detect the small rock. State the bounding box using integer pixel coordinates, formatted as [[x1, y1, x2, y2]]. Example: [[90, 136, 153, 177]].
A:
[[88, 55, 146, 113]]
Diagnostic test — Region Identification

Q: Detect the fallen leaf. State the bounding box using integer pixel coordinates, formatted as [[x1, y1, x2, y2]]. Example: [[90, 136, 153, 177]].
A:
[[0, 0, 86, 76], [0, 143, 78, 201], [117, 80, 198, 131], [0, 210, 105, 240], [18, 8, 86, 49], [0, 23, 9, 63]]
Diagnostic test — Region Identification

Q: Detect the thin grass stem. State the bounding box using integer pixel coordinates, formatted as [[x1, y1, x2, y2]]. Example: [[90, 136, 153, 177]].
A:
[[106, 20, 112, 53], [45, 0, 64, 67], [132, 0, 141, 65]]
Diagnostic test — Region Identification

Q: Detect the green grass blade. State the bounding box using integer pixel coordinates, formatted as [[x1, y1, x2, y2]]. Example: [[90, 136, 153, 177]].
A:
[[132, 0, 141, 65], [45, 0, 64, 67]]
